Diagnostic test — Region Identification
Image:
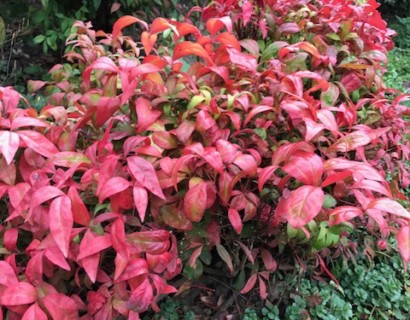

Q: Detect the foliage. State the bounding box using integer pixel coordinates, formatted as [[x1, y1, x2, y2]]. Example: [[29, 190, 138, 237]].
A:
[[384, 49, 410, 93], [0, 0, 410, 318], [388, 16, 410, 49]]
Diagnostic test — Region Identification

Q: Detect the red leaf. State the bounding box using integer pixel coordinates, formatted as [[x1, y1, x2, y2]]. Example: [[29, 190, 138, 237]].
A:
[[284, 186, 324, 228], [233, 154, 257, 176], [189, 245, 203, 268], [321, 170, 352, 188], [135, 97, 162, 133], [258, 166, 278, 191], [282, 152, 323, 186], [42, 293, 78, 320], [18, 130, 58, 158], [160, 203, 192, 230], [133, 185, 148, 222], [0, 261, 18, 287], [184, 182, 207, 222], [50, 196, 73, 258], [127, 230, 170, 254], [22, 303, 48, 320], [0, 131, 19, 164], [235, 240, 254, 264], [367, 198, 410, 219], [128, 156, 165, 199], [243, 105, 273, 126], [141, 31, 157, 55], [67, 187, 91, 226], [81, 253, 100, 283], [258, 276, 268, 300], [77, 231, 112, 260], [0, 282, 37, 306], [4, 228, 18, 251], [115, 258, 149, 282], [206, 16, 232, 35], [51, 152, 91, 167], [216, 244, 234, 274], [31, 186, 65, 209], [112, 15, 148, 40], [331, 131, 371, 152], [128, 277, 153, 313], [228, 208, 243, 234], [397, 226, 410, 268], [98, 177, 130, 203], [82, 57, 119, 85], [240, 273, 258, 294], [226, 47, 257, 70], [111, 219, 129, 280], [328, 206, 363, 225], [173, 41, 213, 65], [260, 249, 277, 272]]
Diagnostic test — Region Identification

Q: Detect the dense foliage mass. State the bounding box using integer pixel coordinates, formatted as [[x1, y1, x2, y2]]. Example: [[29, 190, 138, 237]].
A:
[[0, 0, 409, 318]]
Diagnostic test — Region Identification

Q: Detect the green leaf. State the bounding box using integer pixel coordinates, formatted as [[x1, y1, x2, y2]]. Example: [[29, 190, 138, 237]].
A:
[[33, 35, 46, 44], [93, 0, 102, 10], [323, 194, 337, 208]]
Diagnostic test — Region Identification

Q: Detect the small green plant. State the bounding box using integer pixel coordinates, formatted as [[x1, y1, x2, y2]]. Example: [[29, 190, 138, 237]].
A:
[[146, 297, 195, 320]]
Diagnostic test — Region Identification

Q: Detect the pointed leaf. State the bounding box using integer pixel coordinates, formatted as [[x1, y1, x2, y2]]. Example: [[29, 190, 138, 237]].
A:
[[133, 185, 148, 222], [98, 177, 130, 203], [216, 244, 234, 274], [112, 15, 148, 40], [42, 293, 78, 320], [50, 196, 73, 258], [128, 156, 165, 199], [240, 273, 258, 294], [397, 226, 410, 268], [0, 131, 19, 164], [284, 186, 324, 228], [0, 282, 37, 306], [328, 206, 363, 225], [173, 41, 213, 65], [228, 208, 243, 234], [184, 182, 207, 222], [77, 231, 112, 260], [367, 198, 410, 219], [282, 152, 323, 186], [127, 230, 170, 254], [18, 130, 58, 158], [22, 303, 48, 320]]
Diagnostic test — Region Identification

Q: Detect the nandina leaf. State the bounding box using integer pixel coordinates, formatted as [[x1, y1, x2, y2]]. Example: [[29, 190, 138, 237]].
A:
[[328, 206, 363, 225], [42, 293, 78, 320], [321, 170, 352, 188], [260, 249, 277, 272], [331, 131, 371, 152], [243, 105, 273, 125], [133, 185, 148, 222], [226, 47, 257, 70], [31, 186, 65, 209], [206, 16, 232, 35], [126, 230, 170, 254], [282, 152, 323, 186], [235, 240, 254, 264], [50, 196, 73, 258], [258, 166, 278, 191], [240, 273, 257, 294], [51, 152, 91, 167], [0, 261, 18, 287], [112, 15, 148, 40], [81, 253, 100, 283], [0, 282, 37, 306], [216, 244, 234, 274], [4, 228, 18, 251], [284, 186, 324, 228], [367, 198, 410, 219], [141, 31, 157, 55], [18, 130, 58, 158], [173, 41, 213, 65], [160, 203, 192, 230], [111, 218, 129, 280], [0, 131, 19, 164], [324, 158, 385, 182], [150, 17, 178, 35], [128, 277, 153, 313], [216, 139, 238, 164], [296, 42, 321, 59], [67, 187, 91, 226], [277, 22, 300, 35], [184, 182, 207, 222], [98, 177, 130, 203], [233, 154, 257, 176], [397, 226, 410, 268], [115, 258, 149, 282], [351, 180, 391, 197], [258, 276, 268, 299], [189, 245, 203, 268], [135, 97, 161, 133], [127, 156, 165, 199], [22, 303, 48, 320], [228, 208, 243, 234], [83, 57, 119, 85], [240, 39, 259, 56], [202, 150, 224, 174], [77, 230, 112, 260]]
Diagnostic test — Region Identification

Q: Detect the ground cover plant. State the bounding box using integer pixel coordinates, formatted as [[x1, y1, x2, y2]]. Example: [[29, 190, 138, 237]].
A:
[[0, 0, 409, 318]]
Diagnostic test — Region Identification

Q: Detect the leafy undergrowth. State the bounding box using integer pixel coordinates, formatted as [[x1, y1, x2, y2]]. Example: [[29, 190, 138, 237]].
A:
[[0, 0, 410, 319]]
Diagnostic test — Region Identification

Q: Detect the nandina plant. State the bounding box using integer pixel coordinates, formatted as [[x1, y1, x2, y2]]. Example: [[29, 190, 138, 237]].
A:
[[0, 0, 409, 318]]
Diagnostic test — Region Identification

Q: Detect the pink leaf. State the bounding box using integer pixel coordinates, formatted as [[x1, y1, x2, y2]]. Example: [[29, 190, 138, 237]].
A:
[[184, 182, 207, 222], [22, 303, 48, 320], [115, 258, 149, 282], [128, 277, 153, 313], [31, 186, 65, 209], [284, 186, 324, 228], [135, 97, 162, 133], [111, 219, 129, 280], [260, 249, 277, 271], [81, 253, 100, 283], [189, 245, 203, 268], [82, 57, 119, 85], [0, 261, 18, 287], [133, 185, 148, 222], [42, 293, 78, 320], [50, 196, 73, 258], [77, 231, 112, 261], [328, 206, 363, 225], [206, 16, 232, 35], [0, 282, 37, 306], [226, 47, 257, 70], [128, 156, 165, 199], [240, 273, 258, 294], [228, 208, 243, 234], [67, 186, 91, 226], [233, 154, 257, 176], [98, 177, 130, 203], [258, 276, 268, 300], [367, 198, 410, 219], [331, 131, 371, 152], [282, 152, 323, 186], [18, 130, 58, 158], [127, 230, 170, 254], [112, 15, 148, 40], [0, 131, 20, 164], [397, 226, 410, 269]]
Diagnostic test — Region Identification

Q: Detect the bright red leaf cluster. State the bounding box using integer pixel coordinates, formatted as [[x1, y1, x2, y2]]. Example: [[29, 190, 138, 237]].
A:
[[1, 0, 409, 318]]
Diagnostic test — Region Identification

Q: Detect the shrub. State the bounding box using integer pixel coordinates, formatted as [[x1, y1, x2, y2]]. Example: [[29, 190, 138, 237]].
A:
[[0, 0, 409, 318]]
